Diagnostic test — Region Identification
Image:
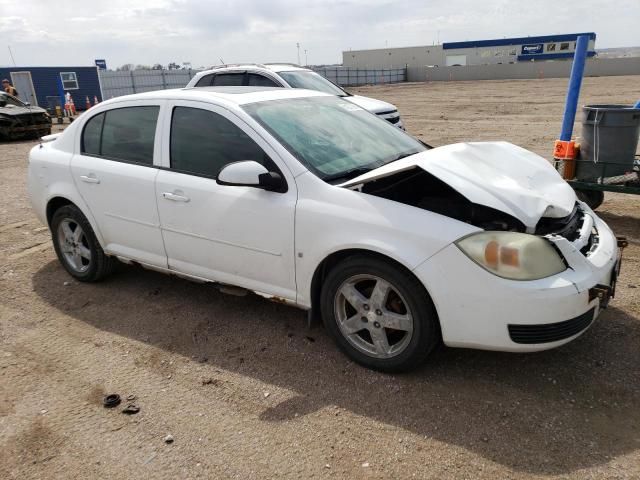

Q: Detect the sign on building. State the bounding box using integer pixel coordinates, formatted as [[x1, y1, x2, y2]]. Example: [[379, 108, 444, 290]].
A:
[[94, 59, 107, 70], [521, 44, 543, 55]]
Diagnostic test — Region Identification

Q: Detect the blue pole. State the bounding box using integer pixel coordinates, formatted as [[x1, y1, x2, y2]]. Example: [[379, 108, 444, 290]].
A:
[[559, 35, 590, 141], [634, 100, 640, 109]]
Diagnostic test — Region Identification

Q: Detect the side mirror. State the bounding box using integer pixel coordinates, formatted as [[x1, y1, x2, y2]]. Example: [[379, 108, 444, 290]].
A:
[[217, 160, 286, 193]]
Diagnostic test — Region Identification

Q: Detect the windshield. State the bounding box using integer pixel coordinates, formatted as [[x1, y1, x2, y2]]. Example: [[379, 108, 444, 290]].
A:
[[0, 92, 25, 107], [244, 96, 425, 181], [278, 71, 348, 97]]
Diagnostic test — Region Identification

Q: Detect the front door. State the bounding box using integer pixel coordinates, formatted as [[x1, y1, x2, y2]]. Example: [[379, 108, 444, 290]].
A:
[[71, 103, 167, 267], [155, 101, 297, 300], [10, 71, 37, 105]]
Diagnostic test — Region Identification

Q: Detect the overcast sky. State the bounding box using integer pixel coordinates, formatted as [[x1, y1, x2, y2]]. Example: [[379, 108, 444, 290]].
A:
[[0, 0, 638, 69]]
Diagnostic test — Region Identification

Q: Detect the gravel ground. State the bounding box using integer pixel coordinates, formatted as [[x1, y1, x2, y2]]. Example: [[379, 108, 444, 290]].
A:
[[1, 76, 639, 479]]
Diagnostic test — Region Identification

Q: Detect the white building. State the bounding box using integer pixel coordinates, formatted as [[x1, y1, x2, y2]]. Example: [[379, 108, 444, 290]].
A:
[[343, 33, 597, 68]]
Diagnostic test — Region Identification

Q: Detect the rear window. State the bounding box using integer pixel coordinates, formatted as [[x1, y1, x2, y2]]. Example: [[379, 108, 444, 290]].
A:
[[81, 106, 159, 165], [82, 113, 104, 155], [212, 73, 245, 86], [247, 74, 279, 87], [195, 74, 214, 87]]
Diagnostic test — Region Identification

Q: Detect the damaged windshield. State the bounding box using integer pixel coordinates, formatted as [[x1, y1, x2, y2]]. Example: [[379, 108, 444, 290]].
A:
[[243, 96, 425, 181]]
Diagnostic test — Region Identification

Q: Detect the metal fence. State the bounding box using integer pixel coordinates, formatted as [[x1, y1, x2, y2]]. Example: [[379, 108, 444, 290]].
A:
[[99, 66, 407, 99], [99, 69, 202, 99], [312, 67, 406, 86]]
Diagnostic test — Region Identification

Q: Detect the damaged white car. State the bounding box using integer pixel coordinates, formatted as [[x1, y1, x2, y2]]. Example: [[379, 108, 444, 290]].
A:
[[28, 87, 623, 372]]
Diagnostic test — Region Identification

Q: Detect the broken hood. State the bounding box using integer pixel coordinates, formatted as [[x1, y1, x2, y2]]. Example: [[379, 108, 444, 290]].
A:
[[339, 141, 576, 231]]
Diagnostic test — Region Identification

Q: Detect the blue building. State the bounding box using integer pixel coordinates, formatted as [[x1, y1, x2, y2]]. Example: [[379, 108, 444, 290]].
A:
[[442, 32, 597, 65], [0, 66, 102, 112]]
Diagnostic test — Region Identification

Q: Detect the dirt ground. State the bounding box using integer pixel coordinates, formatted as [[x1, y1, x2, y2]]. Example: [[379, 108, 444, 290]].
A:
[[1, 76, 639, 479]]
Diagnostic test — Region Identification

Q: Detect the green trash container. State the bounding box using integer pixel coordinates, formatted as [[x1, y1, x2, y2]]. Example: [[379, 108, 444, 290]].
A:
[[577, 104, 640, 180]]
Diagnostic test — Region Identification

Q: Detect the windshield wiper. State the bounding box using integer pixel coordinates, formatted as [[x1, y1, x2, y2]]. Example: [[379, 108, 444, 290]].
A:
[[324, 165, 375, 182], [382, 150, 419, 166]]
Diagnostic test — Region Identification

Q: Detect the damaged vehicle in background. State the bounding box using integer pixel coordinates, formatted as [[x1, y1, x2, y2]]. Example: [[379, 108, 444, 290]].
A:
[[0, 92, 51, 141], [28, 87, 623, 372]]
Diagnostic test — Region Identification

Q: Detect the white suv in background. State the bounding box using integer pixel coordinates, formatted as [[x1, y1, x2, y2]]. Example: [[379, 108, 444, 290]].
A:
[[186, 64, 404, 129]]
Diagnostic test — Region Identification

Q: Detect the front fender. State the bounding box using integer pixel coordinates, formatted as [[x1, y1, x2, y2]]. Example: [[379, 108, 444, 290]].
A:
[[293, 172, 479, 307]]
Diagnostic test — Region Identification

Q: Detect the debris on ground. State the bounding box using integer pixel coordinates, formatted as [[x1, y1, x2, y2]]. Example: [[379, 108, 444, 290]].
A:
[[103, 394, 121, 408], [164, 434, 174, 444], [121, 403, 140, 415]]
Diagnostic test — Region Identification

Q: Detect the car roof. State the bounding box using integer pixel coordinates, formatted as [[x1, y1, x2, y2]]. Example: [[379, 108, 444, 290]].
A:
[[199, 63, 310, 74], [101, 86, 331, 107]]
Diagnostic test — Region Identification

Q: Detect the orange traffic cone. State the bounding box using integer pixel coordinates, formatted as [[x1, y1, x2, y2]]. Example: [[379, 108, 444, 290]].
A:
[[69, 96, 76, 115], [85, 96, 91, 110], [93, 95, 100, 106]]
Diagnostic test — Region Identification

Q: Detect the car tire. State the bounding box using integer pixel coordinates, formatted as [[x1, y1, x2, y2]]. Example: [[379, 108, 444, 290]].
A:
[[575, 189, 604, 210], [320, 255, 440, 372], [51, 204, 116, 282]]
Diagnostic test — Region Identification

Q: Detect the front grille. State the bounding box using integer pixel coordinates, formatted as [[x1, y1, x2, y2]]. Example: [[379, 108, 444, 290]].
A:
[[386, 116, 400, 124], [508, 308, 595, 344]]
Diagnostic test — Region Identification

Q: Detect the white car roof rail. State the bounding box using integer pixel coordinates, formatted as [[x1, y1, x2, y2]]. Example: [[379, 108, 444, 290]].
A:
[[205, 63, 267, 70]]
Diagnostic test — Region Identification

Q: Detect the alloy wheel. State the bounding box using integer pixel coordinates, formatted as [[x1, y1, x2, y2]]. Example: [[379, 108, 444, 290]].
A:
[[57, 218, 92, 273], [334, 274, 414, 359]]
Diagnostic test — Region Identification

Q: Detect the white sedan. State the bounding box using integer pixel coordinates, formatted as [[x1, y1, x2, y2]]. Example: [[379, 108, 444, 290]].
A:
[[28, 87, 622, 372]]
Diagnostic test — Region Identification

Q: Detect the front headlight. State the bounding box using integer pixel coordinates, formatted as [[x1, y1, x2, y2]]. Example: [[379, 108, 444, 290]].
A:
[[456, 232, 566, 280]]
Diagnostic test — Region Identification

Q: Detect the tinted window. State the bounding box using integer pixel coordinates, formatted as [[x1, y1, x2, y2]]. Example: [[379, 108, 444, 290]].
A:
[[82, 113, 104, 155], [100, 107, 159, 164], [170, 107, 267, 178], [212, 73, 246, 86], [195, 74, 214, 87], [247, 74, 279, 87]]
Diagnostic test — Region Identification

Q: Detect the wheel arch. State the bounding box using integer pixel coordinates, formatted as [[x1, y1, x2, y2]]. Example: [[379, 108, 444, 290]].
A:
[[45, 194, 106, 247], [308, 248, 440, 326]]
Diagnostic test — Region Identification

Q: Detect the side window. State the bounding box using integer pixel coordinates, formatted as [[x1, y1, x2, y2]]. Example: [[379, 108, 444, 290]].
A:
[[212, 73, 246, 86], [247, 74, 279, 87], [82, 113, 104, 155], [170, 107, 267, 178], [94, 107, 159, 165], [195, 74, 214, 87]]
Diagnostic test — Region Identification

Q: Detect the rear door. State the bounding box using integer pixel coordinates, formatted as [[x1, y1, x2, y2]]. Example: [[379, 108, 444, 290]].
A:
[[70, 101, 167, 267], [155, 101, 297, 300]]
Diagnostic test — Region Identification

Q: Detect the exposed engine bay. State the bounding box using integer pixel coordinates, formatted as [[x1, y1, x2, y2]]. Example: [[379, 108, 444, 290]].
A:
[[354, 166, 584, 240]]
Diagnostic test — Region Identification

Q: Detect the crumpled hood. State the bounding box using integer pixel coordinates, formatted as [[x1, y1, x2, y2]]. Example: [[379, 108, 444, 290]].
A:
[[0, 105, 48, 116], [346, 95, 397, 114], [340, 141, 576, 230]]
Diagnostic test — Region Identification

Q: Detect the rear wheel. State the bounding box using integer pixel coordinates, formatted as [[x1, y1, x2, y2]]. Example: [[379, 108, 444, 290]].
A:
[[320, 255, 440, 372], [51, 205, 116, 282], [575, 189, 604, 210]]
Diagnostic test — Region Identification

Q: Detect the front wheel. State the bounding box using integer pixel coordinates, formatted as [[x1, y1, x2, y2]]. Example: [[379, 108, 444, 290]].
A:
[[51, 205, 116, 282], [320, 255, 440, 372]]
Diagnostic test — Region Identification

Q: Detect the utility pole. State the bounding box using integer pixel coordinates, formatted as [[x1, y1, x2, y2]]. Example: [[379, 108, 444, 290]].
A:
[[296, 42, 301, 65], [304, 49, 308, 66], [7, 45, 16, 66]]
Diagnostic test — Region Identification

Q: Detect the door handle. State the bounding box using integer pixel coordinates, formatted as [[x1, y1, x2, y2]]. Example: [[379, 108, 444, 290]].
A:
[[80, 174, 100, 184], [162, 192, 190, 202]]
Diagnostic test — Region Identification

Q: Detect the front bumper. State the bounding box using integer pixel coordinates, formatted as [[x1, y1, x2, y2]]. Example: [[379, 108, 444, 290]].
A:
[[413, 202, 622, 352]]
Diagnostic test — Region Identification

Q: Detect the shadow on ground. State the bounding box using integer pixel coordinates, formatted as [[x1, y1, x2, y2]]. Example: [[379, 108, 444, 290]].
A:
[[32, 260, 640, 475]]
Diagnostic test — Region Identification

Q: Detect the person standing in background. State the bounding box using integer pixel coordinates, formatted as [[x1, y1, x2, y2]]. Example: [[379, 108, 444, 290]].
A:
[[2, 79, 18, 97]]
